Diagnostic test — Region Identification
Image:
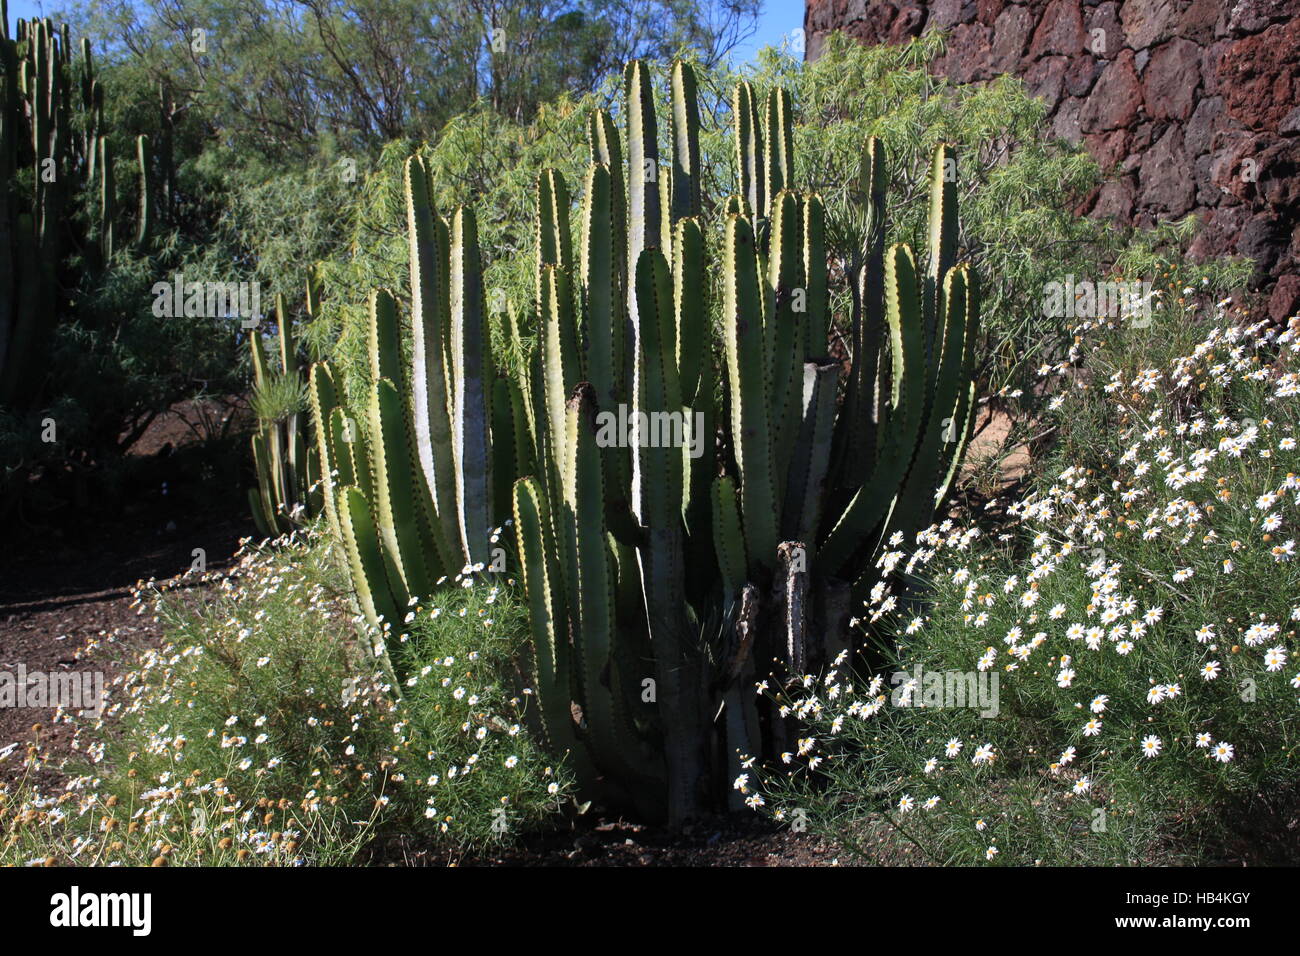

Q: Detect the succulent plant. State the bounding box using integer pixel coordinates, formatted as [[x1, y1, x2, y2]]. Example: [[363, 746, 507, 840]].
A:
[[306, 158, 511, 663], [0, 17, 165, 408], [248, 287, 323, 537], [308, 60, 980, 825]]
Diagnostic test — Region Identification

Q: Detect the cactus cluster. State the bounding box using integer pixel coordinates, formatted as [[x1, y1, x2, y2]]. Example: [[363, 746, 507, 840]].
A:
[[306, 156, 520, 655], [508, 62, 979, 822], [0, 12, 162, 407], [248, 276, 325, 537], [308, 60, 979, 823]]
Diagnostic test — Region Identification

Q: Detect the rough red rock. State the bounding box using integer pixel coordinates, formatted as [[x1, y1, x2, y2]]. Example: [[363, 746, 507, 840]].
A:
[[1218, 20, 1300, 133], [1028, 0, 1086, 58], [975, 0, 1001, 27], [888, 2, 929, 41], [1186, 96, 1222, 158], [1084, 128, 1131, 170], [1188, 205, 1251, 262], [1024, 55, 1068, 110], [1052, 94, 1086, 144], [1085, 2, 1122, 59], [1268, 274, 1300, 322], [1143, 38, 1200, 121], [1224, 0, 1300, 35], [1091, 175, 1137, 220], [929, 0, 976, 28], [989, 4, 1035, 72], [1208, 130, 1266, 202], [934, 22, 994, 82], [1257, 140, 1300, 212], [1063, 55, 1101, 97], [1120, 0, 1178, 50], [1177, 0, 1222, 44], [804, 0, 1300, 287], [1079, 49, 1143, 132], [1199, 39, 1232, 97], [1138, 124, 1195, 217], [1239, 212, 1290, 282]]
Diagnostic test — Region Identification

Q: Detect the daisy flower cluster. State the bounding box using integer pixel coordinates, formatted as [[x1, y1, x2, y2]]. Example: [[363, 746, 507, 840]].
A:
[[1, 529, 570, 866], [752, 294, 1300, 865]]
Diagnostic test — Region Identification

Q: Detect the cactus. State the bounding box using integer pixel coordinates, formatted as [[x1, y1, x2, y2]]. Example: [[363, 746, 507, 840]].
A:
[[404, 155, 460, 566], [96, 135, 113, 259], [304, 183, 516, 638], [135, 134, 152, 247], [0, 17, 73, 405], [0, 21, 155, 409], [504, 62, 980, 824], [248, 288, 322, 537], [304, 60, 980, 825], [448, 207, 493, 568]]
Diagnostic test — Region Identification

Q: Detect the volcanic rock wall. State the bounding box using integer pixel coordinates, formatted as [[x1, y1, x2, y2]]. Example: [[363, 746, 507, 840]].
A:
[[803, 0, 1300, 318]]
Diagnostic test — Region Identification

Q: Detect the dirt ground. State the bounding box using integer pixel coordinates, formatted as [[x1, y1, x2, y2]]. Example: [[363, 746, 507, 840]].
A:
[[0, 509, 252, 789], [0, 509, 860, 864], [0, 410, 859, 866]]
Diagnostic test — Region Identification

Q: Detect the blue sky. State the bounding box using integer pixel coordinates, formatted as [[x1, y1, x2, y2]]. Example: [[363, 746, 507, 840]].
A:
[[7, 0, 49, 28], [7, 0, 807, 62], [730, 0, 807, 62]]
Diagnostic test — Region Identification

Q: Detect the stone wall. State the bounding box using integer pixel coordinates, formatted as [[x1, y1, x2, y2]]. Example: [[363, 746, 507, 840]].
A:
[[803, 0, 1300, 319]]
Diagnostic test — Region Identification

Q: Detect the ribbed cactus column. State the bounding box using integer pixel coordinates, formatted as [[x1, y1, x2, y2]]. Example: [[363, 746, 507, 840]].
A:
[[722, 213, 779, 577], [97, 136, 113, 258], [369, 374, 438, 598], [734, 81, 764, 219], [0, 19, 134, 406], [404, 155, 462, 567], [633, 248, 706, 825], [308, 362, 341, 540], [624, 61, 660, 278], [135, 134, 152, 247], [513, 475, 578, 755], [337, 484, 401, 655], [668, 62, 701, 222], [766, 189, 805, 502], [449, 206, 493, 568], [818, 242, 925, 575], [248, 282, 323, 537]]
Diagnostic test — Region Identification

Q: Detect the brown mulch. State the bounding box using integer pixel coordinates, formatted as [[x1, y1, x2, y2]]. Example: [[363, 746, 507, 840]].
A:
[[0, 489, 856, 866], [0, 508, 253, 791], [461, 816, 843, 866], [361, 814, 859, 868]]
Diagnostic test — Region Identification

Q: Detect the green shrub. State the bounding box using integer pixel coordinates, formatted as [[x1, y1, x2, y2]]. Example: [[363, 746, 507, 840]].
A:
[[300, 33, 1248, 445], [1, 20, 255, 521], [0, 528, 570, 865], [749, 290, 1300, 865]]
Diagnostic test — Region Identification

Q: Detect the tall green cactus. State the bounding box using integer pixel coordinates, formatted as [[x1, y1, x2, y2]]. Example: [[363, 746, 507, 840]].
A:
[[404, 155, 461, 566], [449, 206, 493, 568], [0, 16, 73, 405], [0, 20, 155, 410], [505, 62, 980, 824], [248, 288, 323, 537], [305, 177, 524, 646], [135, 134, 152, 247], [305, 60, 981, 826]]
